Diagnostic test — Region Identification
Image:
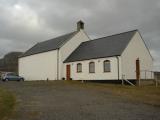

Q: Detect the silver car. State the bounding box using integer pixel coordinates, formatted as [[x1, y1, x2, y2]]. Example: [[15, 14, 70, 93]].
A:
[[1, 72, 24, 81]]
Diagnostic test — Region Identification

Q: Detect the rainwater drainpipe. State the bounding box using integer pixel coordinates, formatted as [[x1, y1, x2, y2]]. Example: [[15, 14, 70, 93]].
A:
[[116, 56, 120, 80], [57, 49, 59, 80]]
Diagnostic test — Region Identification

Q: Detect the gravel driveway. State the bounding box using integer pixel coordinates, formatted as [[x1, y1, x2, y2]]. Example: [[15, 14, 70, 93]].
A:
[[0, 81, 160, 120]]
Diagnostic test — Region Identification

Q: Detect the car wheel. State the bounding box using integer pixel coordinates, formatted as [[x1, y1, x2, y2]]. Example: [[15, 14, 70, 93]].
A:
[[20, 78, 24, 81], [5, 79, 9, 81], [2, 79, 5, 82]]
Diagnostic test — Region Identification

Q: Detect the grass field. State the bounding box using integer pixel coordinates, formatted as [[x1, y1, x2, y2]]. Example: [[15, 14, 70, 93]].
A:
[[0, 88, 15, 120], [64, 81, 160, 106], [0, 81, 160, 120], [0, 81, 159, 120]]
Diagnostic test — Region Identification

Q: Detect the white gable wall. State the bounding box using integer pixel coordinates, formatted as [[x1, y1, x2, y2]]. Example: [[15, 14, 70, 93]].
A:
[[121, 32, 153, 80], [63, 57, 120, 80], [59, 30, 90, 79], [19, 50, 58, 80]]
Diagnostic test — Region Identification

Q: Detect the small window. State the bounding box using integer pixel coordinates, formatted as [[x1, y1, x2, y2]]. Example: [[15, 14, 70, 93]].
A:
[[89, 62, 95, 73], [104, 60, 111, 72], [77, 63, 82, 73]]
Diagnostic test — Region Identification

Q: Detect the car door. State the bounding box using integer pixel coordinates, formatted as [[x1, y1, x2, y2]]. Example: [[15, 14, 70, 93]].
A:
[[12, 74, 19, 80], [7, 74, 12, 80], [7, 73, 16, 80], [12, 75, 17, 80]]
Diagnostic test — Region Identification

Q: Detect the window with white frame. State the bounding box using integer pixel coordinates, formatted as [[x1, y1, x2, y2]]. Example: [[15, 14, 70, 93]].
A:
[[89, 62, 95, 73], [77, 63, 82, 73], [104, 60, 111, 72]]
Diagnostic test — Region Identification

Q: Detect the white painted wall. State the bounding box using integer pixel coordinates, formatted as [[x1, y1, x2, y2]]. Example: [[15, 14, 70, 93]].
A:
[[19, 30, 89, 81], [59, 30, 90, 79], [63, 57, 119, 80], [19, 50, 58, 80], [121, 32, 153, 80], [19, 30, 153, 81]]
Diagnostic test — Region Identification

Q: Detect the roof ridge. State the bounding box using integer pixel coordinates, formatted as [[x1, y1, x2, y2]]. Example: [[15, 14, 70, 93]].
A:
[[20, 31, 78, 58], [64, 29, 138, 63], [81, 29, 138, 44], [38, 31, 77, 44]]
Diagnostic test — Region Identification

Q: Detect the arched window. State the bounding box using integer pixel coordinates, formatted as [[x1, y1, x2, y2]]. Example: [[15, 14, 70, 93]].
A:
[[89, 62, 95, 73], [77, 63, 82, 73], [104, 60, 111, 72]]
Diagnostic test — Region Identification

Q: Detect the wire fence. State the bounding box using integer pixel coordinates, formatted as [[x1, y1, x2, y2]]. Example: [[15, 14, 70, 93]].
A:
[[140, 70, 154, 80], [139, 70, 160, 87], [122, 70, 159, 87]]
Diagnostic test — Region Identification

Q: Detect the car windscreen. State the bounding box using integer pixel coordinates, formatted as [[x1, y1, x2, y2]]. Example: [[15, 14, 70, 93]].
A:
[[7, 73, 17, 76]]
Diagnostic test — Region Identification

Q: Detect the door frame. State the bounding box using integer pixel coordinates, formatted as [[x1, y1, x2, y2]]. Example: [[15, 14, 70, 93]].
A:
[[66, 64, 71, 80], [136, 58, 140, 80]]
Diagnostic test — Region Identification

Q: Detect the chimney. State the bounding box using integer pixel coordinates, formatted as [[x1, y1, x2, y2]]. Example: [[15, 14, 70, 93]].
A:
[[77, 20, 84, 31]]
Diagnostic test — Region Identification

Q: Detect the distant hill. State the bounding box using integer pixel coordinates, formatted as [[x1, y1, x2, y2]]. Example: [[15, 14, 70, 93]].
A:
[[0, 52, 23, 73]]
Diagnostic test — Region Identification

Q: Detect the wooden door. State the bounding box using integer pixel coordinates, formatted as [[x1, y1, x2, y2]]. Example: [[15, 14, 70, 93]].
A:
[[136, 59, 140, 80], [66, 65, 71, 80]]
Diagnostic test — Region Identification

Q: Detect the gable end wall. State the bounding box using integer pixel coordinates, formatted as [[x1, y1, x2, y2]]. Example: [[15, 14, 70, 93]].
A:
[[121, 32, 153, 80], [59, 30, 90, 79]]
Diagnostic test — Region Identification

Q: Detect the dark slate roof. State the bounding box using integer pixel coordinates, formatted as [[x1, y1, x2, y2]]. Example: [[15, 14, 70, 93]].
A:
[[20, 31, 77, 57], [64, 30, 137, 63]]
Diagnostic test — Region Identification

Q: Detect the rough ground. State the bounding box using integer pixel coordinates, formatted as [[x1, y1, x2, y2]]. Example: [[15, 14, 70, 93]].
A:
[[0, 81, 160, 120]]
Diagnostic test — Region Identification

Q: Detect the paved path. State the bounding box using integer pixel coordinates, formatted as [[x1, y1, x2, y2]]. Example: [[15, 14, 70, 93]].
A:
[[0, 81, 160, 120]]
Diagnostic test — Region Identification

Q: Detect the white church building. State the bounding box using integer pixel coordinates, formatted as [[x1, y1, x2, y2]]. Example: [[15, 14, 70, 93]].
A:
[[19, 21, 153, 81]]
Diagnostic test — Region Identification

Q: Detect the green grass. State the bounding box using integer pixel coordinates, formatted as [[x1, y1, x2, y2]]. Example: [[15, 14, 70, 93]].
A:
[[0, 88, 15, 120], [64, 81, 160, 106]]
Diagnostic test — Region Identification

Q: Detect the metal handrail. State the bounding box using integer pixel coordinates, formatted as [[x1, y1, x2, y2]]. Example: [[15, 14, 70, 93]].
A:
[[122, 75, 135, 86], [123, 79, 135, 86]]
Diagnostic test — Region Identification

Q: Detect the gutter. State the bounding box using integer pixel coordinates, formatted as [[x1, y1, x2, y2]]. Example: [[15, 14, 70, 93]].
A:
[[57, 49, 59, 80], [116, 56, 120, 80]]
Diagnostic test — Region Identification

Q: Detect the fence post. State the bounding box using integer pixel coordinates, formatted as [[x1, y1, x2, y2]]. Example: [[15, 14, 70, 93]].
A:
[[81, 80, 84, 83], [122, 75, 124, 86], [138, 74, 141, 87], [156, 75, 158, 87], [122, 79, 124, 85], [151, 71, 153, 80], [145, 70, 146, 80]]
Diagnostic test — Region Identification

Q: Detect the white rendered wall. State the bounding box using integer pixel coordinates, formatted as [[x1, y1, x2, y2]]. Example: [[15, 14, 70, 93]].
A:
[[63, 57, 120, 80], [59, 30, 90, 79], [19, 50, 57, 80], [121, 32, 153, 80]]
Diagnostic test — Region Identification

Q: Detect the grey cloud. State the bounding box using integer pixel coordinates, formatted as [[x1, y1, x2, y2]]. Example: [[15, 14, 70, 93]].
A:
[[0, 0, 160, 70]]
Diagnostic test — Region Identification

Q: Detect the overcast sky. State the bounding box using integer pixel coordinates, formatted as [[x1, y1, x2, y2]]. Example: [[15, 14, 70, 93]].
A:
[[0, 0, 160, 70]]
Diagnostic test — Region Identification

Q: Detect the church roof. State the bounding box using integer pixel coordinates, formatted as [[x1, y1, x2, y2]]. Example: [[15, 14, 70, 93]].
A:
[[64, 30, 137, 63], [20, 31, 77, 58]]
